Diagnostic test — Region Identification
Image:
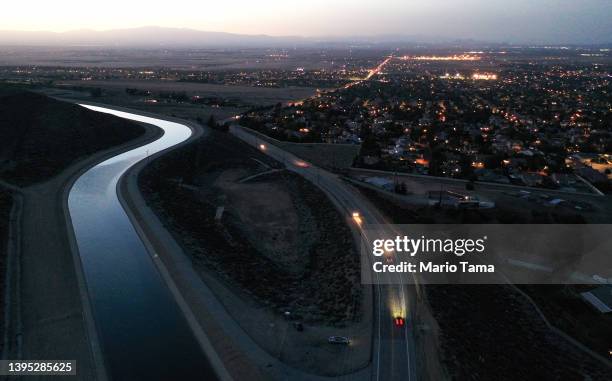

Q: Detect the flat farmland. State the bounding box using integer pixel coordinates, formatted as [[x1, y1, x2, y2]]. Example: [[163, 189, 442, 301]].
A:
[[55, 79, 317, 105], [0, 47, 386, 71]]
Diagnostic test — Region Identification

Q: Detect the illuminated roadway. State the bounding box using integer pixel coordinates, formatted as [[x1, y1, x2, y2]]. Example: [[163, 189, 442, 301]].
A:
[[343, 56, 393, 89], [229, 126, 419, 381], [227, 55, 418, 380]]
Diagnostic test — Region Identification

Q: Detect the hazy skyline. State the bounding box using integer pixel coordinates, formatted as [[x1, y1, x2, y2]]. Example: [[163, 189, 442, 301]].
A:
[[1, 0, 611, 44]]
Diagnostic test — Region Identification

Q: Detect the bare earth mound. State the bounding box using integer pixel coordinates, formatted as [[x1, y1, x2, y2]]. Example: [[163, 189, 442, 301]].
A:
[[139, 130, 371, 376], [0, 90, 145, 186], [140, 130, 361, 323]]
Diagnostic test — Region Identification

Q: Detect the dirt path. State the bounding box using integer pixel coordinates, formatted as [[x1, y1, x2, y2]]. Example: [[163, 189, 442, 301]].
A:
[[17, 178, 96, 380]]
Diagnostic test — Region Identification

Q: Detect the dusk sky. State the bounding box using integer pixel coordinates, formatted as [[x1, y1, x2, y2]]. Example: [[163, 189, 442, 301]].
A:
[[2, 0, 611, 44]]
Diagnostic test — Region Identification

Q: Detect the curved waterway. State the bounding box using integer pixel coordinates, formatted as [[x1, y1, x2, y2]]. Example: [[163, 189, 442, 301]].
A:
[[68, 105, 216, 380]]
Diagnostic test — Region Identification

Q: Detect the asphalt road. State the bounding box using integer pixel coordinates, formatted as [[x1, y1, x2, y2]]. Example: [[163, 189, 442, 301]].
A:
[[230, 125, 419, 381]]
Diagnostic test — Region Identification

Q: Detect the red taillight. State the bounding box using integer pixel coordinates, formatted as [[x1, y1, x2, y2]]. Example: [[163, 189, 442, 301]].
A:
[[394, 317, 405, 326]]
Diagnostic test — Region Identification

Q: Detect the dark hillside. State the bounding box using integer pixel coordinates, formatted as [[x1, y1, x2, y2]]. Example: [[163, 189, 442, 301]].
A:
[[0, 91, 145, 186]]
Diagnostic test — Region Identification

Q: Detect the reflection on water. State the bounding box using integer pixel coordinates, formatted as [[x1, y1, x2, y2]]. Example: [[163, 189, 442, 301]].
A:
[[68, 106, 215, 380]]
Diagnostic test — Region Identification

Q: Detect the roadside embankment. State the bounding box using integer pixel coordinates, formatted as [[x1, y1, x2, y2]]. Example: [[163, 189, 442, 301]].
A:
[[130, 127, 370, 378]]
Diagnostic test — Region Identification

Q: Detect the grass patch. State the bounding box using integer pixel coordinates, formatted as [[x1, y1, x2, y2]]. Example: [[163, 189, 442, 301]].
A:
[[427, 285, 611, 380], [519, 285, 612, 358]]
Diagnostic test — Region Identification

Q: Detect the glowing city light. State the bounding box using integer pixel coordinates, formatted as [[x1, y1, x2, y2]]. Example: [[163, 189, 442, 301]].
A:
[[401, 54, 481, 61], [472, 73, 498, 80]]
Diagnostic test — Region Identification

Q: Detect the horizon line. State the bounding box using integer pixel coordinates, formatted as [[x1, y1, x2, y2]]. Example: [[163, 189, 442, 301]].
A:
[[0, 26, 610, 46]]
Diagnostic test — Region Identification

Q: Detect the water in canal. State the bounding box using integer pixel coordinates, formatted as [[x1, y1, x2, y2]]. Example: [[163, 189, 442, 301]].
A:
[[68, 106, 216, 380]]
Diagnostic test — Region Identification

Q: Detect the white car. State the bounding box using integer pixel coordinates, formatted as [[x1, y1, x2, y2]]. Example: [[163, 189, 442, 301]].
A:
[[328, 336, 350, 345]]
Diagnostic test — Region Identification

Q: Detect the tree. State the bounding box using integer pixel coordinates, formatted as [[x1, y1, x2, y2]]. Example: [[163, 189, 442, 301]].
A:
[[207, 115, 218, 129], [89, 87, 102, 98], [428, 146, 447, 176], [359, 134, 381, 157], [395, 182, 408, 195], [460, 155, 474, 179]]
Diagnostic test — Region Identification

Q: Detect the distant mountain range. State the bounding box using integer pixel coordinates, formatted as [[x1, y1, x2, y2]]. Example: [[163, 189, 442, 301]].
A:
[[0, 27, 305, 47], [0, 26, 609, 48]]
